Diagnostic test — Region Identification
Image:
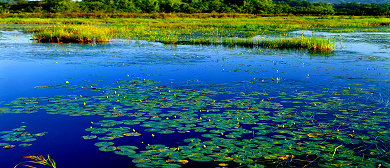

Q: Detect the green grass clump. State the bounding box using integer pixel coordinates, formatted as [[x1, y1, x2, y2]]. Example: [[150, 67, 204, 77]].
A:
[[160, 35, 334, 52], [259, 36, 335, 51], [320, 28, 390, 33], [28, 25, 116, 43], [159, 35, 179, 44], [190, 37, 218, 45], [222, 37, 257, 47], [219, 36, 334, 51]]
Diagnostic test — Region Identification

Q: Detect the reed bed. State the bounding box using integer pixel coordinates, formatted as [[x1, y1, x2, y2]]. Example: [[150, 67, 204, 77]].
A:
[[28, 25, 333, 51], [259, 36, 335, 51], [23, 22, 334, 51], [159, 35, 179, 44], [27, 25, 117, 43], [160, 35, 334, 52]]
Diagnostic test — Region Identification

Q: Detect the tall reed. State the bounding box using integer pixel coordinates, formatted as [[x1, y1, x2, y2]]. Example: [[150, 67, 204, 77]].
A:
[[24, 24, 335, 51], [211, 36, 334, 51], [259, 35, 335, 51], [28, 25, 116, 43]]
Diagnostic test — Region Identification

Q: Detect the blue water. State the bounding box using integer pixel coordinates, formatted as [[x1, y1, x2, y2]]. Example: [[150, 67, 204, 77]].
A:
[[1, 28, 389, 168]]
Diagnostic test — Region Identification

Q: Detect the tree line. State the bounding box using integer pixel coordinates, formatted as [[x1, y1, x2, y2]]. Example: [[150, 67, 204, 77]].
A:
[[1, 0, 390, 16]]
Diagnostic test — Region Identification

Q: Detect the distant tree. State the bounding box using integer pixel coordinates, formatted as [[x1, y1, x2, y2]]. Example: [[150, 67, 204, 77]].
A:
[[109, 0, 138, 12], [229, 4, 243, 12], [42, 0, 61, 12], [243, 0, 275, 14], [225, 0, 245, 6], [135, 0, 160, 12], [79, 0, 108, 12], [188, 0, 209, 12], [208, 0, 226, 12], [2, 0, 390, 15], [11, 0, 32, 12], [0, 4, 10, 13], [274, 1, 292, 14], [15, 0, 27, 5], [317, 2, 335, 14], [52, 0, 79, 13], [161, 0, 182, 12], [309, 0, 390, 4]]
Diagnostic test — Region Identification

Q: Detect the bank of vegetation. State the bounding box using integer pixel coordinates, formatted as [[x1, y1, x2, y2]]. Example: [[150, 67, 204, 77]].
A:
[[1, 0, 390, 52], [24, 22, 335, 51]]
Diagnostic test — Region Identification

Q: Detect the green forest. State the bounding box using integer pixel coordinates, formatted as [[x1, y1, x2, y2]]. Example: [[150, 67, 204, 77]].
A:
[[309, 0, 390, 4], [0, 0, 390, 15]]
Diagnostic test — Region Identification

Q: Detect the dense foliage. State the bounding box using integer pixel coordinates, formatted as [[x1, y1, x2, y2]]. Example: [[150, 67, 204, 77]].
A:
[[309, 0, 390, 4], [0, 0, 390, 15]]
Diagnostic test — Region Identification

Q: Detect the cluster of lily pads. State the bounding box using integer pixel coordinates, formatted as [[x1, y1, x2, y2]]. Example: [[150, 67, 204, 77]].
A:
[[0, 126, 47, 149], [1, 77, 389, 167]]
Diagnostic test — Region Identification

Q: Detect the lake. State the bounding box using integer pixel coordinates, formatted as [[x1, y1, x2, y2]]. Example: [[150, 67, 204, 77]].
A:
[[1, 27, 389, 168]]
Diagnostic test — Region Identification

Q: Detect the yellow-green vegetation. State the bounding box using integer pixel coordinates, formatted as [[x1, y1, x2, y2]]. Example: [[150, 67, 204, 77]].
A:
[[3, 15, 389, 51], [26, 25, 116, 43], [320, 28, 390, 33], [260, 36, 334, 51], [25, 24, 334, 51], [188, 36, 334, 51], [3, 15, 390, 34], [14, 154, 56, 168]]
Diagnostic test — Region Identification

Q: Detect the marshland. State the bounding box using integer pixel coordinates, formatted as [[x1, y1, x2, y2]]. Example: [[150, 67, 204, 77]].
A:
[[1, 0, 390, 168]]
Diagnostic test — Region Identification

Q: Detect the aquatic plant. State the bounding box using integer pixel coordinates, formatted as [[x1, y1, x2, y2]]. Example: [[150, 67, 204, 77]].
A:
[[160, 35, 179, 44], [196, 36, 335, 51], [28, 24, 116, 43], [259, 35, 335, 51], [0, 126, 47, 149], [4, 76, 387, 167], [14, 154, 56, 168]]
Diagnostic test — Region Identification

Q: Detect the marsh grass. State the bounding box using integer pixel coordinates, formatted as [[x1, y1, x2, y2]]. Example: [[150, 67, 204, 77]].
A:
[[27, 24, 334, 51], [179, 36, 333, 51], [223, 36, 334, 51], [259, 35, 335, 51], [190, 37, 218, 45], [319, 28, 390, 33], [22, 19, 334, 51], [27, 25, 116, 43], [160, 35, 179, 44], [160, 35, 333, 51]]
